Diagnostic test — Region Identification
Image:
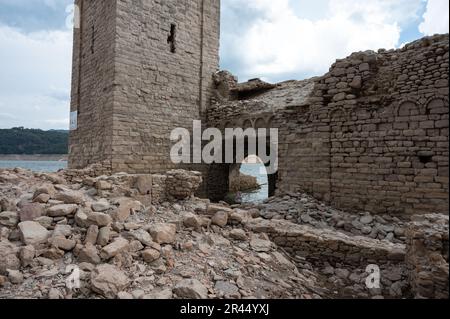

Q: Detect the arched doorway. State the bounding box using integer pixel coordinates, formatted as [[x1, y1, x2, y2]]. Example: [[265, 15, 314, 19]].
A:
[[228, 155, 269, 204]]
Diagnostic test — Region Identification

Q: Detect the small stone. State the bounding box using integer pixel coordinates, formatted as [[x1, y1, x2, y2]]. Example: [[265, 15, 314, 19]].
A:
[[147, 223, 176, 244], [18, 221, 50, 246], [92, 199, 111, 212], [7, 269, 24, 284], [97, 227, 111, 247], [88, 212, 112, 227], [78, 244, 101, 264], [52, 237, 76, 251], [250, 236, 273, 252], [0, 211, 19, 227], [0, 241, 20, 274], [214, 281, 239, 297], [53, 224, 72, 238], [85, 225, 99, 245], [100, 237, 129, 260], [75, 209, 90, 228], [91, 264, 130, 298], [35, 216, 53, 229], [183, 213, 202, 229], [143, 289, 173, 299], [360, 215, 373, 225], [19, 203, 44, 222], [47, 204, 78, 217], [19, 245, 35, 267], [211, 211, 228, 227], [335, 268, 350, 280], [229, 229, 247, 241], [173, 279, 208, 299], [142, 248, 161, 263], [54, 190, 84, 205], [33, 194, 50, 204], [130, 229, 153, 246]]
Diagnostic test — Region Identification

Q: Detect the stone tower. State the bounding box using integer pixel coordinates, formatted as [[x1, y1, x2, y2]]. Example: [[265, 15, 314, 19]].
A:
[[69, 0, 221, 173]]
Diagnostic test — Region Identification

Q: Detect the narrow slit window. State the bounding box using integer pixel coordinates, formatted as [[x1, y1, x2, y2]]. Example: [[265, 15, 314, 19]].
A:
[[167, 24, 177, 53], [90, 25, 95, 54]]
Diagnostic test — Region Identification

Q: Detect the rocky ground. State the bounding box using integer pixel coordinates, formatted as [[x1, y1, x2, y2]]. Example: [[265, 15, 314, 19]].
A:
[[0, 167, 440, 299]]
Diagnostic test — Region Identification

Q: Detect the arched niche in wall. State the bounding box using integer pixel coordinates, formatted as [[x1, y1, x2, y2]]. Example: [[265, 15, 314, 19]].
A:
[[254, 118, 267, 129], [425, 97, 447, 115], [396, 100, 420, 117], [242, 119, 253, 129]]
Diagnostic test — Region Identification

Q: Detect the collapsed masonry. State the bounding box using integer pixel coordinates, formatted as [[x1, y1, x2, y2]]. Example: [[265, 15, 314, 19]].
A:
[[0, 167, 448, 299]]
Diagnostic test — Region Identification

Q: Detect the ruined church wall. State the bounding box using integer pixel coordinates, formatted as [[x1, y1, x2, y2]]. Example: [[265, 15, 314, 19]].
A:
[[277, 35, 449, 216]]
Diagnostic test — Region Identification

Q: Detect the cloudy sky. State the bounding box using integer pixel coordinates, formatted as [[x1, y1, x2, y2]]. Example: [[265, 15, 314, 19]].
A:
[[0, 0, 448, 130]]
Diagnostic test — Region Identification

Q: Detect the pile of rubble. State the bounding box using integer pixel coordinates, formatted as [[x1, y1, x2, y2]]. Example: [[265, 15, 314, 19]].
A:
[[0, 167, 448, 299], [0, 168, 322, 299], [245, 194, 409, 244]]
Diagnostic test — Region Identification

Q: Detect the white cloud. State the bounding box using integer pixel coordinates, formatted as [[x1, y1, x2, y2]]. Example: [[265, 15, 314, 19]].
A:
[[223, 0, 424, 81], [0, 24, 72, 129], [419, 0, 450, 35]]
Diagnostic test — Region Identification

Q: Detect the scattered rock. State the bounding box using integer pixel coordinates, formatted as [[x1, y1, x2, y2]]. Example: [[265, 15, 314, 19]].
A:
[[18, 221, 50, 246], [19, 204, 45, 222], [212, 211, 229, 227], [142, 248, 161, 263], [47, 204, 78, 217], [90, 264, 130, 298], [148, 223, 176, 244], [173, 279, 208, 299], [100, 237, 129, 260], [0, 211, 19, 227]]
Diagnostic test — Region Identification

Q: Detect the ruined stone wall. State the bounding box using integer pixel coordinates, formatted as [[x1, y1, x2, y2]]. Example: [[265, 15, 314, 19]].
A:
[[405, 214, 449, 299], [69, 0, 117, 170], [277, 35, 449, 215], [69, 0, 221, 175]]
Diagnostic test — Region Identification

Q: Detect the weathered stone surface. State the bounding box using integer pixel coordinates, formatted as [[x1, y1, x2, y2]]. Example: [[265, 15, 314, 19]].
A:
[[130, 229, 153, 246], [19, 204, 44, 222], [147, 223, 176, 244], [78, 243, 101, 264], [211, 211, 228, 227], [229, 229, 247, 241], [88, 212, 112, 227], [19, 245, 35, 267], [0, 241, 20, 274], [183, 213, 202, 230], [0, 211, 19, 227], [97, 227, 111, 247], [85, 225, 99, 245], [91, 264, 130, 298], [136, 175, 152, 195], [18, 221, 50, 246], [54, 190, 84, 205], [91, 199, 110, 212], [173, 279, 208, 299], [142, 248, 161, 263], [47, 204, 78, 217], [100, 237, 129, 259]]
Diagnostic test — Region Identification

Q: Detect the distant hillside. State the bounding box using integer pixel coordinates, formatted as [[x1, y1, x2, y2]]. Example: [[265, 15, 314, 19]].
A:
[[0, 127, 68, 155]]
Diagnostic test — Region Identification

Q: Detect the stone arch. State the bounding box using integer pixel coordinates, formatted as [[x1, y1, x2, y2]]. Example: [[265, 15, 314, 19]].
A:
[[242, 119, 253, 129], [396, 100, 420, 117], [254, 118, 267, 129], [425, 97, 448, 115], [206, 134, 279, 202]]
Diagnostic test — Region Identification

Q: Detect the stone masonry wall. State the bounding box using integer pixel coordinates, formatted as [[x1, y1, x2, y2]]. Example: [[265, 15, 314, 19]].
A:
[[69, 0, 221, 175], [405, 214, 449, 299], [69, 0, 117, 170]]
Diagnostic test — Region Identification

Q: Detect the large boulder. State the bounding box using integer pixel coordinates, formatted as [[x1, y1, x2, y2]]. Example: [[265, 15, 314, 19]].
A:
[[90, 264, 130, 298], [18, 221, 50, 246]]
